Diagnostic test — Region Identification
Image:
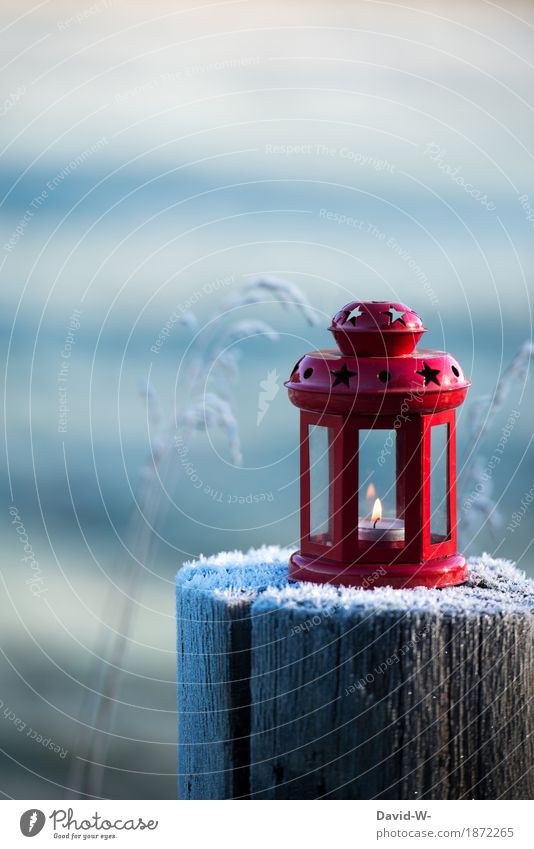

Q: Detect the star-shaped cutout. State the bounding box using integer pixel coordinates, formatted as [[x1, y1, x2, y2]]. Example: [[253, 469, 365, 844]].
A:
[[330, 362, 358, 387], [343, 305, 363, 326], [381, 306, 407, 326], [416, 361, 440, 386]]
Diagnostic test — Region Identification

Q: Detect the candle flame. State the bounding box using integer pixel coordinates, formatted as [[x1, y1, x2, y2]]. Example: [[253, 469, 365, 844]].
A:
[[366, 482, 376, 500], [371, 498, 382, 528]]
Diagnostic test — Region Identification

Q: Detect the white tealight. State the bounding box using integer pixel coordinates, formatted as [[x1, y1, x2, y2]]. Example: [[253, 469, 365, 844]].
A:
[[358, 517, 405, 542]]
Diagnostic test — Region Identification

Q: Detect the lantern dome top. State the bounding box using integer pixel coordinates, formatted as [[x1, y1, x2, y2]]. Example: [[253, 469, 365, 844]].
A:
[[285, 299, 470, 415], [330, 300, 426, 356]]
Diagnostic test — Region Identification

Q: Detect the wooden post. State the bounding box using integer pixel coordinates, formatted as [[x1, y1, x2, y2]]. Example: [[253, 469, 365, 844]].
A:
[[177, 549, 534, 800]]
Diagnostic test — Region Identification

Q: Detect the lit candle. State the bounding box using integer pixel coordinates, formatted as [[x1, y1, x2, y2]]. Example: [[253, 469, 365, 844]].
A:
[[359, 498, 405, 542]]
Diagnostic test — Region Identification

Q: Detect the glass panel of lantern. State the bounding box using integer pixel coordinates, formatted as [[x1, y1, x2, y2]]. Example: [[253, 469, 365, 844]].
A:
[[357, 428, 405, 544], [308, 424, 334, 546], [430, 422, 451, 543]]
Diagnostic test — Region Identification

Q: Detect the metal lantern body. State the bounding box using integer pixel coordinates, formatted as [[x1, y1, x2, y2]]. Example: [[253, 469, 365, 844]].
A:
[[285, 301, 470, 588]]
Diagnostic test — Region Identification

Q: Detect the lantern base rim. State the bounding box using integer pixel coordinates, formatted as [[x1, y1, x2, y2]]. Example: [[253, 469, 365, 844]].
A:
[[289, 551, 468, 589]]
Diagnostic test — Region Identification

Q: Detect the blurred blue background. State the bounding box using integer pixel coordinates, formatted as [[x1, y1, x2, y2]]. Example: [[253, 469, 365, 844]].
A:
[[1, 0, 533, 799]]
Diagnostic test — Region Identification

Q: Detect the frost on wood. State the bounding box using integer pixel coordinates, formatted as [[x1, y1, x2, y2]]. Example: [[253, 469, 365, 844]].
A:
[[177, 547, 534, 800], [178, 546, 533, 615], [178, 545, 292, 597]]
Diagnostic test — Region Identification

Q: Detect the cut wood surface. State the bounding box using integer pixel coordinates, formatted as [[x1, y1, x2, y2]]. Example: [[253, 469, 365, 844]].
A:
[[177, 548, 534, 800]]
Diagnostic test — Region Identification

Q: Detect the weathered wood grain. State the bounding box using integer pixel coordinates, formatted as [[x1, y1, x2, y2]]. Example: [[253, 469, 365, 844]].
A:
[[177, 551, 534, 800], [176, 550, 289, 799]]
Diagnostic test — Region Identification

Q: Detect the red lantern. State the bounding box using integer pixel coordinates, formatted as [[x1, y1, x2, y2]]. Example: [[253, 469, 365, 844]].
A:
[[285, 301, 470, 588]]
